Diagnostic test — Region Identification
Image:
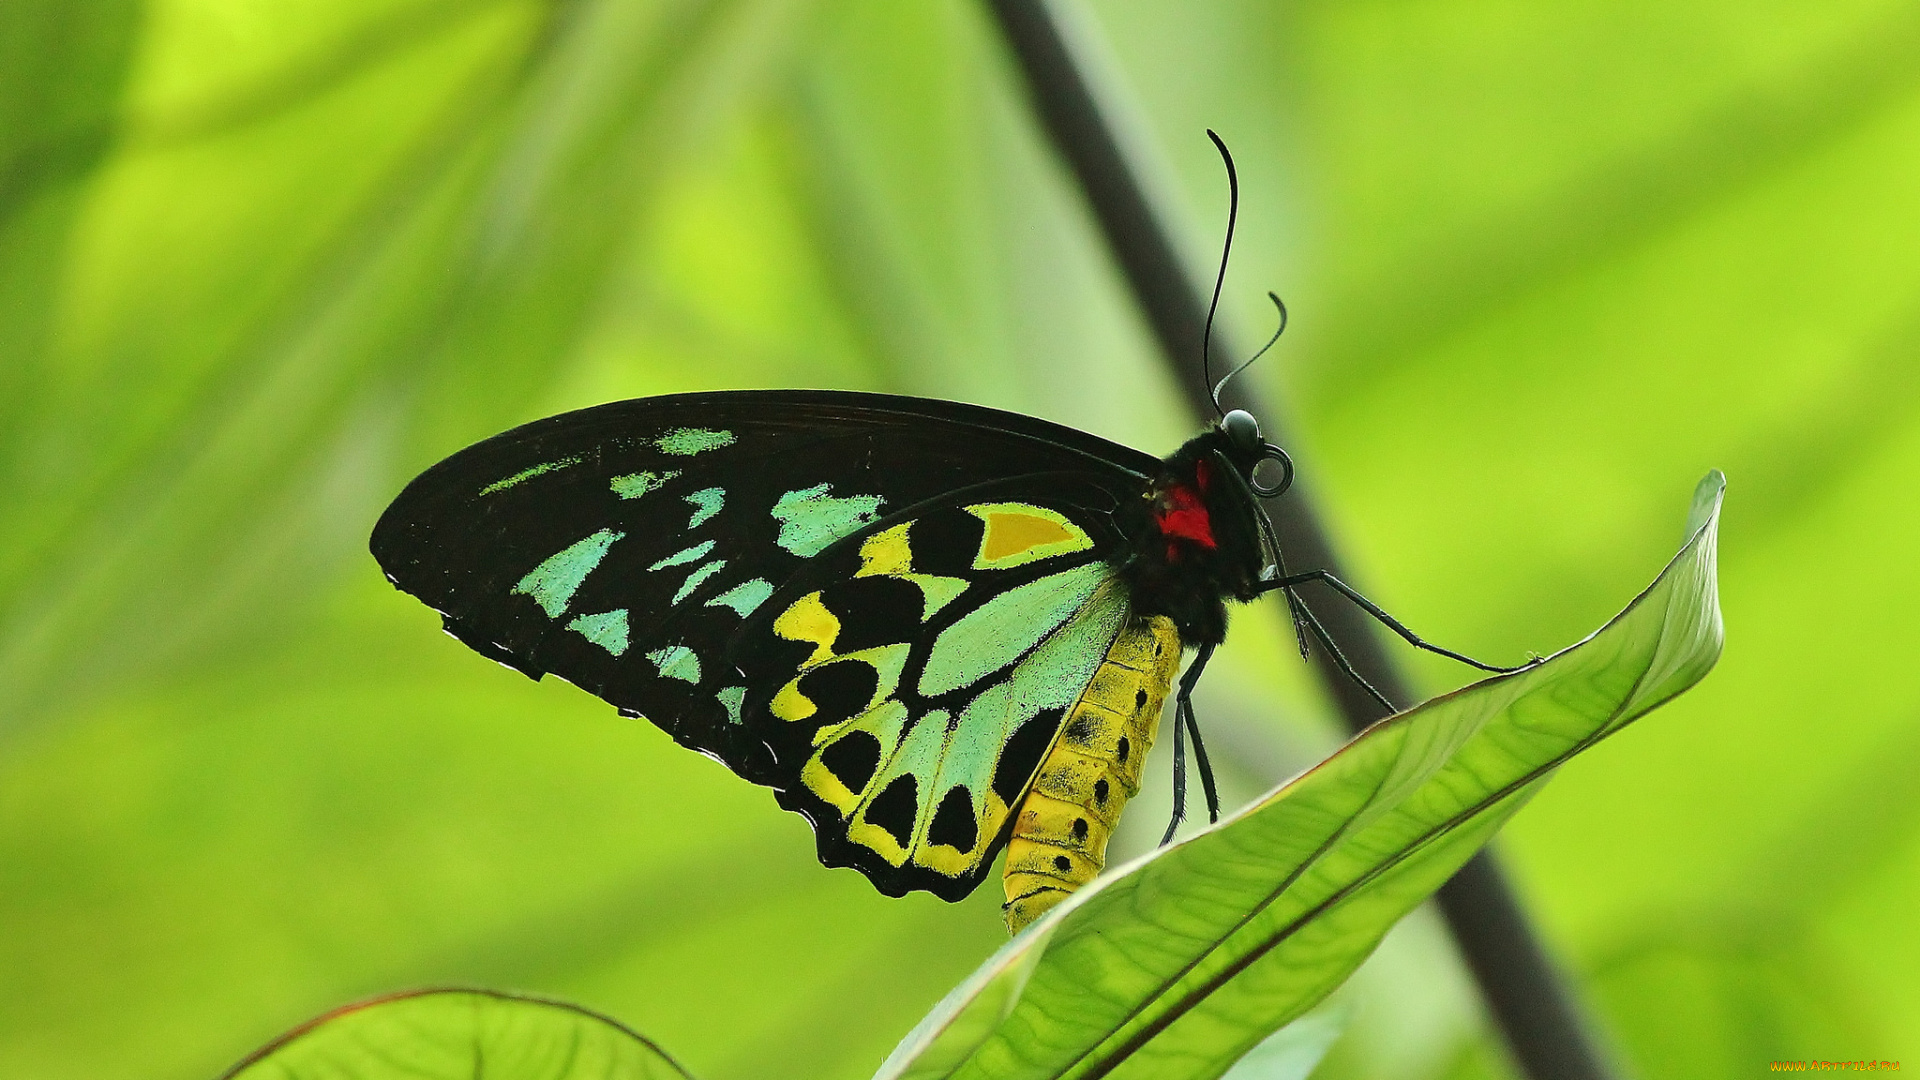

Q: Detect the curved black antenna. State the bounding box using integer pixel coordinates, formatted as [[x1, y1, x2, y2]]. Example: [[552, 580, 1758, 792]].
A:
[[1200, 129, 1238, 419], [1211, 291, 1287, 412], [1251, 442, 1296, 498]]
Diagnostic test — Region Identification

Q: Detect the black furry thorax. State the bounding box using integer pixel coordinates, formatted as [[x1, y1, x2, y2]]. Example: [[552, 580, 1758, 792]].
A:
[[1117, 427, 1274, 645]]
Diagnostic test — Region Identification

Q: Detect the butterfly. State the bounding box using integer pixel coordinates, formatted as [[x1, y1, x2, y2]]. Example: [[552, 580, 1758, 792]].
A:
[[369, 140, 1521, 933]]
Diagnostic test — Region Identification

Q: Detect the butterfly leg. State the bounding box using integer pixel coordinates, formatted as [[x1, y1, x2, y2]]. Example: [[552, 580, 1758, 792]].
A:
[[1160, 642, 1222, 844], [1258, 570, 1536, 674], [1249, 504, 1317, 666], [1287, 590, 1397, 712], [1180, 647, 1222, 825], [1160, 702, 1189, 846], [1275, 583, 1314, 660]]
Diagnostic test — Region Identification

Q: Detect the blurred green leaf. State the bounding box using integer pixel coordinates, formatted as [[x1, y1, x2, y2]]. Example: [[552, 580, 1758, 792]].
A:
[[222, 988, 695, 1080], [1215, 1009, 1345, 1080], [880, 473, 1723, 1080]]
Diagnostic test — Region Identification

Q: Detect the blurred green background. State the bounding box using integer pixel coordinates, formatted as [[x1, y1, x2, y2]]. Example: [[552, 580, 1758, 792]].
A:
[[2, 1, 1916, 1077]]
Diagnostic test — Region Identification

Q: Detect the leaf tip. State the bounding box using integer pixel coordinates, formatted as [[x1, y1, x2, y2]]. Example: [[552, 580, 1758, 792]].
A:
[[1686, 469, 1726, 539]]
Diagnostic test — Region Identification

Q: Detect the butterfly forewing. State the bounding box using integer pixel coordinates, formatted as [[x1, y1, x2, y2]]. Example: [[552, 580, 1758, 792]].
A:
[[371, 391, 1158, 898]]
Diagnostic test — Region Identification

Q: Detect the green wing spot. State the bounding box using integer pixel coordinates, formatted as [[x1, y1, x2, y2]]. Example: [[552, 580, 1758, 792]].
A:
[[672, 559, 727, 605], [950, 587, 1127, 778], [926, 584, 1129, 872], [772, 483, 884, 557], [716, 686, 746, 724], [655, 428, 735, 455], [910, 577, 969, 621], [611, 470, 678, 499], [707, 578, 774, 617], [918, 562, 1109, 696], [684, 486, 725, 528], [649, 540, 715, 571], [844, 708, 952, 863], [567, 610, 630, 656], [512, 529, 623, 618], [647, 645, 701, 684], [480, 456, 583, 495]]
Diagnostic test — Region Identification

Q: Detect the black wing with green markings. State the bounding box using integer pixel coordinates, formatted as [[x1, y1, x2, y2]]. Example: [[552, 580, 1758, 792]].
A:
[[371, 390, 1159, 898]]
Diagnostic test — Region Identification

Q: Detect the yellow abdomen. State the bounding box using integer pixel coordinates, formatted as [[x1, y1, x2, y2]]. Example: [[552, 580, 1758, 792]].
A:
[[1002, 615, 1183, 932]]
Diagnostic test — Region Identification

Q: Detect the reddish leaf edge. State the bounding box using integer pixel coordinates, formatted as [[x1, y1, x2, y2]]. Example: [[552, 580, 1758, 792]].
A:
[[214, 986, 698, 1080]]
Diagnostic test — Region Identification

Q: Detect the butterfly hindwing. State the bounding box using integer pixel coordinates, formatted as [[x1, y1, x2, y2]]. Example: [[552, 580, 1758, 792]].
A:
[[371, 391, 1158, 897], [731, 491, 1138, 898]]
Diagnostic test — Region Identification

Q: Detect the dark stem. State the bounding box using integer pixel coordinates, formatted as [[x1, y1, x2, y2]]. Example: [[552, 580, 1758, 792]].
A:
[[1436, 853, 1620, 1080], [981, 2, 1621, 1078]]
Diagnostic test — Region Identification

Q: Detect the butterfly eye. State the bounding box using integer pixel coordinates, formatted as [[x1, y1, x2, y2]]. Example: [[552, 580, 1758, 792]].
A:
[[1221, 409, 1261, 452]]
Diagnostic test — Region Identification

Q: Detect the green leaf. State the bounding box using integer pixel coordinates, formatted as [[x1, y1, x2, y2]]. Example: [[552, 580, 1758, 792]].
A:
[[221, 988, 696, 1080], [881, 471, 1726, 1080]]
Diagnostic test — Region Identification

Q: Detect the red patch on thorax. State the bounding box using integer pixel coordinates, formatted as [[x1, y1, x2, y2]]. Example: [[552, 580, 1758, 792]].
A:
[[1152, 459, 1218, 554]]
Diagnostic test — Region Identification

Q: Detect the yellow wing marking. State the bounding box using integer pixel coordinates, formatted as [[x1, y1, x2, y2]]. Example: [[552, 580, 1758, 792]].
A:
[[769, 680, 815, 723], [854, 522, 914, 576], [770, 591, 841, 722], [855, 522, 967, 621], [801, 699, 912, 816], [843, 712, 950, 867], [773, 590, 838, 668], [966, 503, 1094, 570]]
